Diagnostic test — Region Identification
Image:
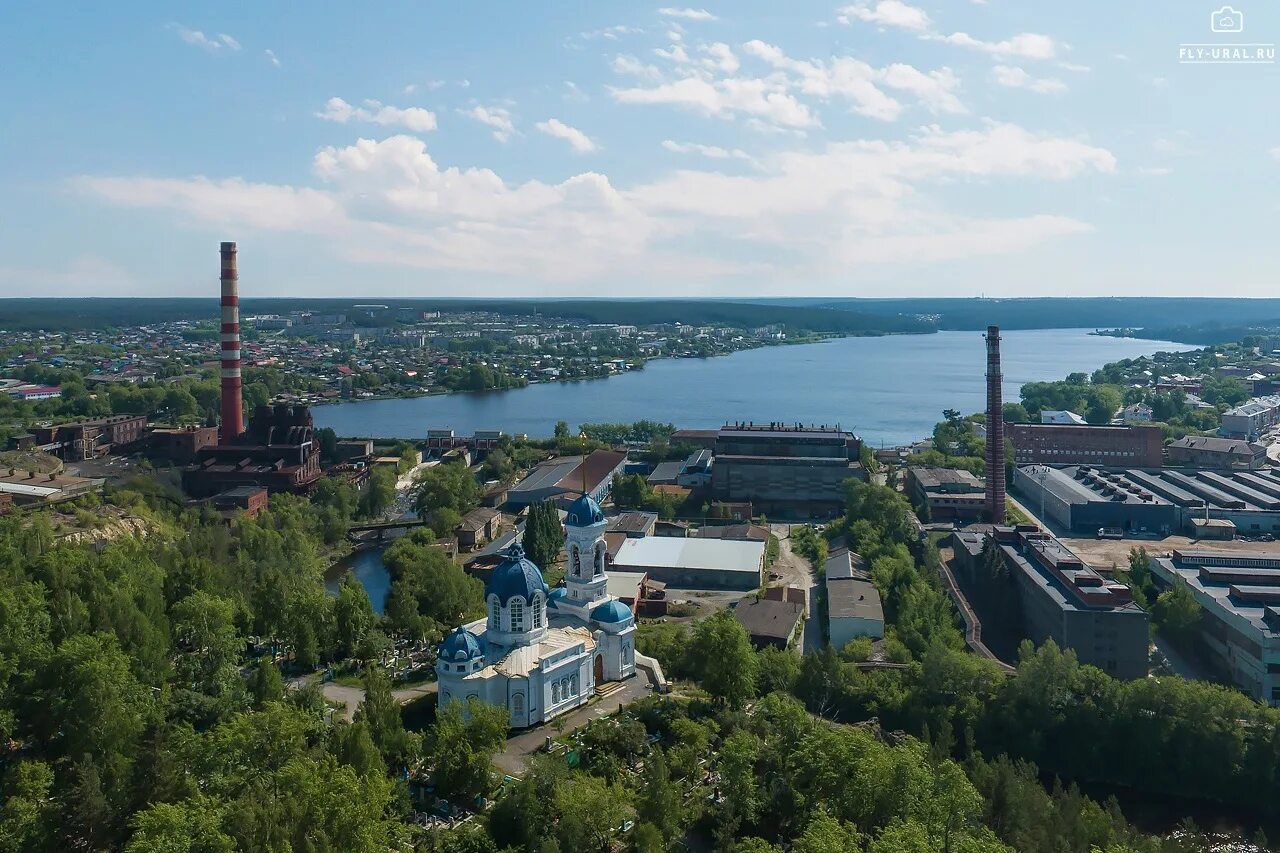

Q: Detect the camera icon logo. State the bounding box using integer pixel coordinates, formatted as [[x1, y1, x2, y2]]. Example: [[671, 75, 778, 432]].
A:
[[1211, 5, 1245, 32]]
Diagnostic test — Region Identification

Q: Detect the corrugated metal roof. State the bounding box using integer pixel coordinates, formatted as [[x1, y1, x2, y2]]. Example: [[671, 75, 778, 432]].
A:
[[613, 537, 765, 573]]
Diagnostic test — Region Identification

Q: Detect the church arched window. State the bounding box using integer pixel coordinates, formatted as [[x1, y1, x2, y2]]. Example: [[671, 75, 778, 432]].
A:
[[509, 598, 524, 632], [594, 542, 605, 577], [490, 597, 501, 629], [512, 693, 525, 714], [553, 682, 561, 702], [571, 545, 581, 578], [532, 594, 543, 629]]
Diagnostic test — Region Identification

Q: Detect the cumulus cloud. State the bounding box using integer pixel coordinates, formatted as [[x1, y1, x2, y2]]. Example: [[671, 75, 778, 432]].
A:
[[837, 1, 931, 31], [742, 40, 964, 119], [929, 31, 1058, 60], [835, 7, 1061, 63], [536, 119, 598, 153], [611, 76, 819, 129], [612, 54, 664, 80], [317, 97, 438, 133], [657, 7, 717, 21], [460, 105, 516, 142], [168, 24, 240, 52], [991, 65, 1067, 94], [76, 121, 1113, 289], [701, 42, 740, 73]]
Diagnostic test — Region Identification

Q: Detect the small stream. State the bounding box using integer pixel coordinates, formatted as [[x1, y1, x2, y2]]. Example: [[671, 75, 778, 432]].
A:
[[325, 546, 393, 615]]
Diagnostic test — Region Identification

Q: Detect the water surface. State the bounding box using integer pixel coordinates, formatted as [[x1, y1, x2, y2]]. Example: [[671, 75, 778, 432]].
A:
[[314, 330, 1195, 446]]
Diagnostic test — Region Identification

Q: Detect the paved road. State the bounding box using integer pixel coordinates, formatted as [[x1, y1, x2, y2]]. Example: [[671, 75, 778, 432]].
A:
[[291, 675, 438, 722], [769, 524, 823, 654]]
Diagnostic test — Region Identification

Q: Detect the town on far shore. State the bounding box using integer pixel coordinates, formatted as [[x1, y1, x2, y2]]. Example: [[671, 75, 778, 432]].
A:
[[10, 246, 1280, 850]]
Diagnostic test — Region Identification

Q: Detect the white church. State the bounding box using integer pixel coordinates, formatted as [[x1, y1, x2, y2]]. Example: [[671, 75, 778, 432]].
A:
[[435, 493, 637, 727]]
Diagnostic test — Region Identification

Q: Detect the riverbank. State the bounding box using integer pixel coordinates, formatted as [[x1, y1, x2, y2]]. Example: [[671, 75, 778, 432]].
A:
[[313, 329, 1197, 445], [307, 331, 868, 408]]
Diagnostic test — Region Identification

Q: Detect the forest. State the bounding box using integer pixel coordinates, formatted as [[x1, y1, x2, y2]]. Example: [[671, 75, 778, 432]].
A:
[[0, 297, 932, 335], [4, 465, 1280, 850]]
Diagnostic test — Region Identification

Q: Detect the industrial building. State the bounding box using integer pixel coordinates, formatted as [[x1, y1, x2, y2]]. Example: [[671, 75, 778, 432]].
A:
[[149, 425, 218, 463], [710, 422, 865, 517], [180, 244, 324, 498], [1167, 435, 1267, 470], [425, 428, 505, 457], [505, 450, 628, 510], [1040, 410, 1088, 425], [183, 404, 324, 497], [610, 536, 765, 589], [1151, 550, 1280, 705], [1006, 422, 1163, 468], [24, 415, 147, 461], [952, 525, 1149, 678], [1012, 464, 1280, 537], [676, 449, 713, 488], [0, 469, 103, 507], [824, 548, 884, 649], [905, 466, 986, 522]]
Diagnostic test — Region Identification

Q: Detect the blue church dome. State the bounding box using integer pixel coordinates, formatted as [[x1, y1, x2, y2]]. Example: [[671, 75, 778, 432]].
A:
[[591, 599, 634, 624], [438, 626, 485, 661], [547, 587, 568, 609], [566, 493, 604, 527], [487, 543, 549, 603]]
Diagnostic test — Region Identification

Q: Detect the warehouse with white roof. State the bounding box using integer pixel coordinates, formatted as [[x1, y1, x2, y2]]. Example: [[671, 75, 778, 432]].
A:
[[610, 536, 766, 589]]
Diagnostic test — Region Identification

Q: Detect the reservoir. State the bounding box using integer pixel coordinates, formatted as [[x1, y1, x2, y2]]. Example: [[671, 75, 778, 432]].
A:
[[313, 329, 1195, 446]]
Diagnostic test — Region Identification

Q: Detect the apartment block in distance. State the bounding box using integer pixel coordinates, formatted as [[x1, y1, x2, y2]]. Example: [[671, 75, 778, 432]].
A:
[[1007, 422, 1163, 468], [710, 422, 866, 516], [981, 525, 1149, 678], [1151, 550, 1280, 706]]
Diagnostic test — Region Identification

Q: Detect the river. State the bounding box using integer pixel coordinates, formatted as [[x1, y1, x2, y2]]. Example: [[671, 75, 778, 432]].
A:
[[311, 329, 1196, 446]]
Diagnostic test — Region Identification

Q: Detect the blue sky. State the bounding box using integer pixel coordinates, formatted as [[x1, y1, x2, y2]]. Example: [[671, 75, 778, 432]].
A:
[[2, 1, 1277, 298]]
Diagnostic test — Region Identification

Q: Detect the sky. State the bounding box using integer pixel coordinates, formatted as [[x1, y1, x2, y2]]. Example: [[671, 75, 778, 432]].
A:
[[1, 1, 1278, 299]]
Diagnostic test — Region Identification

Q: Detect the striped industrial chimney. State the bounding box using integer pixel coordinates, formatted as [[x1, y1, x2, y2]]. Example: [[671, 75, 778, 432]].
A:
[[219, 241, 244, 444], [984, 325, 1006, 523]]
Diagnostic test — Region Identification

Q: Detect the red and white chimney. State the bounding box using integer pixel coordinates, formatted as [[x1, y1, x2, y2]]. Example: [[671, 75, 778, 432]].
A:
[[219, 241, 244, 444]]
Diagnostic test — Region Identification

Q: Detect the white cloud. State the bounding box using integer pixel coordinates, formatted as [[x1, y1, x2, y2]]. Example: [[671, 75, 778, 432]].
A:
[[657, 7, 717, 21], [610, 75, 819, 129], [460, 105, 516, 142], [536, 118, 599, 153], [1269, 146, 1280, 162], [701, 42, 740, 73], [836, 1, 931, 31], [742, 40, 964, 119], [578, 24, 644, 40], [992, 65, 1067, 94], [317, 97, 438, 133], [168, 24, 241, 53], [1058, 61, 1091, 73], [1137, 166, 1172, 176], [930, 31, 1058, 60], [563, 81, 589, 102], [76, 121, 1112, 289], [264, 49, 281, 68], [654, 44, 691, 63], [612, 54, 664, 80], [661, 139, 754, 162]]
